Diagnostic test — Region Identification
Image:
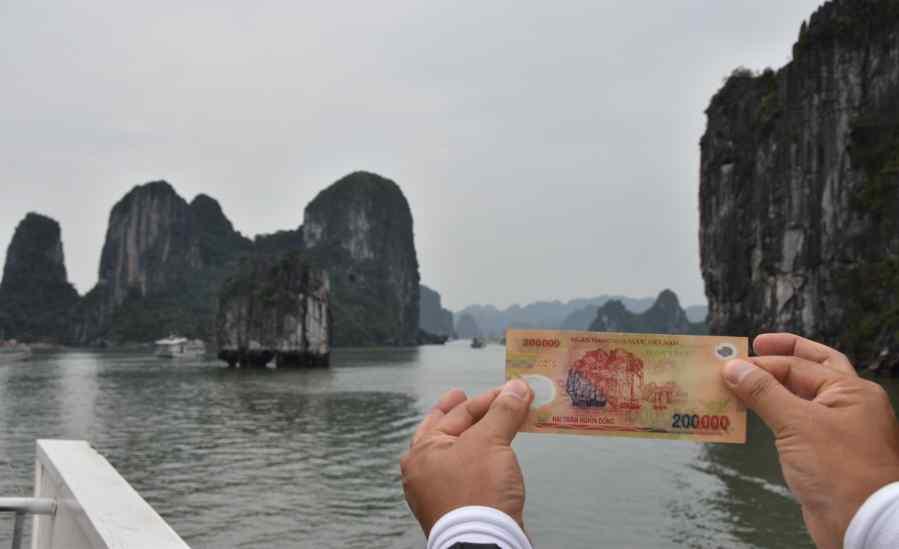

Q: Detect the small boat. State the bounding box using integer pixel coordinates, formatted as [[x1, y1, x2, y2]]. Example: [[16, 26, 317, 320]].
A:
[[0, 340, 32, 365], [154, 335, 206, 359], [471, 337, 486, 349]]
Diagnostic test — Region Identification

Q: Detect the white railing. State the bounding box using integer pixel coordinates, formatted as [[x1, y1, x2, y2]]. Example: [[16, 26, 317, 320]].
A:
[[23, 439, 191, 549], [0, 497, 55, 549]]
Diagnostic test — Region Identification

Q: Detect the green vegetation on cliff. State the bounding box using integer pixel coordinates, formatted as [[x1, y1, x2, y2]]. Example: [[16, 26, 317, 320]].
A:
[[842, 94, 899, 356], [794, 0, 899, 52]]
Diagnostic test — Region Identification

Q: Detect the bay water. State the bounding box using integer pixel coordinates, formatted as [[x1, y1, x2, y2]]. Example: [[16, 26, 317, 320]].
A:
[[1, 341, 885, 548]]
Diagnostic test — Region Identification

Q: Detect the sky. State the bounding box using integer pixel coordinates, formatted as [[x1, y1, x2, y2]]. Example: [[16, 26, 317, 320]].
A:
[[0, 1, 824, 311]]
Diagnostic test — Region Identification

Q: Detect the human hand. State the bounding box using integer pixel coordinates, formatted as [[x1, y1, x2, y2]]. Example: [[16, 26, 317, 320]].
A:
[[400, 379, 534, 536], [722, 333, 899, 549]]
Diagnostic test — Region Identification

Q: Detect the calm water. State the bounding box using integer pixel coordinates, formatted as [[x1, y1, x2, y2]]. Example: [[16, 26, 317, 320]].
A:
[[0, 343, 892, 548]]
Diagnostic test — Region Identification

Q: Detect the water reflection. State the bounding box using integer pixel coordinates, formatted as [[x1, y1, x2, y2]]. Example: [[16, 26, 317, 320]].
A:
[[700, 414, 812, 548], [57, 353, 100, 437], [332, 346, 422, 368], [166, 388, 420, 548]]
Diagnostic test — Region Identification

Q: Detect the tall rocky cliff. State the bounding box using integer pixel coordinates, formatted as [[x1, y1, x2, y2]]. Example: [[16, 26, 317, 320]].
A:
[[75, 181, 252, 343], [700, 0, 899, 361], [302, 171, 420, 346], [419, 285, 454, 337], [0, 213, 80, 341], [589, 290, 705, 335]]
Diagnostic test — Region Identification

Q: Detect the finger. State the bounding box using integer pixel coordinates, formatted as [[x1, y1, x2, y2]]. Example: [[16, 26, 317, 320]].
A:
[[468, 379, 533, 445], [722, 359, 807, 435], [753, 333, 856, 375], [748, 356, 843, 400], [412, 389, 467, 446], [433, 387, 502, 437]]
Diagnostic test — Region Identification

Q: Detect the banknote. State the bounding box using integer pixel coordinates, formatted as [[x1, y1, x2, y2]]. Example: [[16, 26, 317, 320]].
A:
[[506, 330, 748, 444]]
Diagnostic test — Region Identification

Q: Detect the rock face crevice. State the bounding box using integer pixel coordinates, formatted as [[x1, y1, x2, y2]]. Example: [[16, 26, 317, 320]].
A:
[[0, 213, 80, 341], [700, 0, 899, 361]]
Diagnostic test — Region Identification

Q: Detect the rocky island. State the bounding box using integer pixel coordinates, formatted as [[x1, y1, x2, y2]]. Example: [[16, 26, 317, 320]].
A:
[[0, 213, 80, 342], [217, 254, 330, 367], [2, 171, 433, 350]]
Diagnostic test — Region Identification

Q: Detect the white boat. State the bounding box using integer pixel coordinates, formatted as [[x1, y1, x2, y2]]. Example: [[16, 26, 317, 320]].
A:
[[154, 336, 205, 359], [0, 439, 190, 549], [0, 340, 32, 365]]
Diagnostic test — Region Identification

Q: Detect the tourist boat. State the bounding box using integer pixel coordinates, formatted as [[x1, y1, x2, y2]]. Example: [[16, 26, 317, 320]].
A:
[[154, 335, 206, 359], [0, 340, 32, 365], [471, 337, 486, 349], [0, 439, 189, 548]]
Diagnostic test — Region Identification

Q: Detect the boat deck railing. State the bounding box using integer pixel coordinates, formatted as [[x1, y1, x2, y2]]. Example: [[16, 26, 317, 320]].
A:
[[0, 498, 55, 549], [1, 440, 190, 549]]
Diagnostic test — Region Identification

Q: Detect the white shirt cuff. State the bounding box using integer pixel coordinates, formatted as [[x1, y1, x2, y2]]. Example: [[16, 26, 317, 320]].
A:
[[844, 481, 899, 549], [427, 506, 533, 549]]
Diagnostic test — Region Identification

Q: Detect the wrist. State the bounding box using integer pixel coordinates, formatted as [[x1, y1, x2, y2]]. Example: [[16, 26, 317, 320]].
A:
[[427, 506, 531, 549], [844, 481, 899, 549]]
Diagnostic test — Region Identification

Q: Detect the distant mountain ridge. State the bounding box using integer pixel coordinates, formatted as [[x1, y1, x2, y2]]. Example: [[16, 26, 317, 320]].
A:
[[457, 295, 706, 336], [455, 313, 481, 339], [589, 290, 707, 335]]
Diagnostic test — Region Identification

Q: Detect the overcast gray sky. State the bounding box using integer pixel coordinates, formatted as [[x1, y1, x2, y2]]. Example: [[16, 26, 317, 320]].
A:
[[1, 1, 823, 311]]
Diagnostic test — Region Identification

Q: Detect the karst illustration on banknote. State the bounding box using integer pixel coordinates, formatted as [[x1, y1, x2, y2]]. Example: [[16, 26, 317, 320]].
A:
[[506, 330, 748, 444]]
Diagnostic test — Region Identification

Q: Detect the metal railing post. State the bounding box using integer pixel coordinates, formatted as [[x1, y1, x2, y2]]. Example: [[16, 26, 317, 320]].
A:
[[10, 511, 25, 549], [0, 498, 56, 549]]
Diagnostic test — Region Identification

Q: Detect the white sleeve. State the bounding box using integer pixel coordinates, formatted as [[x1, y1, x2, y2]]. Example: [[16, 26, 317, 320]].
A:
[[427, 506, 533, 549], [844, 481, 899, 549]]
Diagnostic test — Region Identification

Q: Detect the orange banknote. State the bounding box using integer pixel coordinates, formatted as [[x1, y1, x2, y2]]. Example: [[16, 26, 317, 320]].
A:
[[506, 330, 748, 444]]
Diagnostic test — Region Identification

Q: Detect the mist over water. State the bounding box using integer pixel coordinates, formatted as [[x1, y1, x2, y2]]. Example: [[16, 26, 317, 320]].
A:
[[0, 344, 868, 548]]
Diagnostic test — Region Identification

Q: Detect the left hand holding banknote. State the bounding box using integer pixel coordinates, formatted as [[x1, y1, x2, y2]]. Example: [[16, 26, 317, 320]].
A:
[[401, 380, 533, 536], [722, 333, 899, 549]]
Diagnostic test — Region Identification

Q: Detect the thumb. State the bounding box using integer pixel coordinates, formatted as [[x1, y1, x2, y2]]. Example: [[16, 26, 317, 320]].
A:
[[469, 379, 533, 444], [723, 359, 804, 435]]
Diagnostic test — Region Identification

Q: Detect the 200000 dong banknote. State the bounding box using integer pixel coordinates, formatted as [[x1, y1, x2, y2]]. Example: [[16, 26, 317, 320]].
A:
[[506, 330, 748, 444]]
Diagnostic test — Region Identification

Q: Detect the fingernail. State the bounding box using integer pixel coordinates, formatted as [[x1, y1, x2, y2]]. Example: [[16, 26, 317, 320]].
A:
[[501, 379, 529, 400], [724, 360, 756, 385]]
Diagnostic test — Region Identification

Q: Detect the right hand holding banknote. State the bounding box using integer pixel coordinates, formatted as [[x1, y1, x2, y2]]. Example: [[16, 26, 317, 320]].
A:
[[723, 333, 899, 549]]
